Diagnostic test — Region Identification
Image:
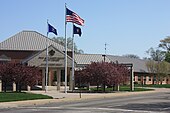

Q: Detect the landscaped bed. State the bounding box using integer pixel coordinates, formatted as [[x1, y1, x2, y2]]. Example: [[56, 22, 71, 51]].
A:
[[0, 92, 53, 102]]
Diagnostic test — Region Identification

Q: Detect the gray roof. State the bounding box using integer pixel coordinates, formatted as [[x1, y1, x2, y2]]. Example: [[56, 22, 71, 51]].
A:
[[106, 55, 148, 73], [75, 54, 110, 65], [0, 30, 71, 51], [75, 54, 148, 73]]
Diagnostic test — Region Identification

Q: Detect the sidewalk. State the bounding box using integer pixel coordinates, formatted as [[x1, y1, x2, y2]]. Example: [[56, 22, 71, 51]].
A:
[[0, 89, 157, 109]]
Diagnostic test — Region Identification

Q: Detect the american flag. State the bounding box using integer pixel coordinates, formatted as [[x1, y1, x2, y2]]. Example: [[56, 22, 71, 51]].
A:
[[66, 8, 84, 26]]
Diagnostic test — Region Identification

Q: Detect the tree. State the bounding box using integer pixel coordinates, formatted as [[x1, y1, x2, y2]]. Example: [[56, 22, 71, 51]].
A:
[[164, 52, 170, 63], [12, 64, 41, 92], [0, 63, 14, 92], [0, 63, 41, 92], [146, 47, 165, 61], [112, 63, 130, 86], [157, 61, 170, 84], [74, 69, 89, 88], [52, 37, 84, 54], [159, 36, 170, 51], [158, 37, 170, 63], [123, 54, 140, 59], [146, 60, 157, 84], [75, 62, 130, 92], [146, 37, 170, 84], [146, 60, 170, 84]]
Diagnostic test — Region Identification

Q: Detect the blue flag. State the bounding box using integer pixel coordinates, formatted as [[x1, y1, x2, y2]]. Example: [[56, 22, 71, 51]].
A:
[[48, 23, 57, 36], [73, 24, 82, 37]]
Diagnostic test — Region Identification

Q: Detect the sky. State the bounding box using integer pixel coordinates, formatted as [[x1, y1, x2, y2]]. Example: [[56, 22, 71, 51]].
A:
[[1, 0, 170, 59]]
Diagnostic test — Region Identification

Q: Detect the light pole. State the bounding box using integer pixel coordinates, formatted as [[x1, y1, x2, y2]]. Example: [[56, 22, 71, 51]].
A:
[[102, 55, 106, 62], [120, 63, 134, 91], [102, 54, 106, 92]]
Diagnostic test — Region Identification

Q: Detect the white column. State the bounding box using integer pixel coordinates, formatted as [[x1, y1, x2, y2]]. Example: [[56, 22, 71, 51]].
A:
[[117, 84, 120, 91], [69, 69, 73, 90], [57, 69, 61, 91], [0, 80, 2, 92], [13, 82, 16, 92], [48, 69, 52, 86], [131, 68, 134, 91], [27, 85, 31, 92], [42, 69, 45, 90]]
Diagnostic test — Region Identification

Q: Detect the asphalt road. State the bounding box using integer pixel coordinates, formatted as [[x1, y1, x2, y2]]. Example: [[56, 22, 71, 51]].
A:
[[0, 89, 170, 113]]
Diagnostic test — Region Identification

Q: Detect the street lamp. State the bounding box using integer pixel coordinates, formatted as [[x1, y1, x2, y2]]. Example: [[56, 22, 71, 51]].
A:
[[102, 55, 106, 62]]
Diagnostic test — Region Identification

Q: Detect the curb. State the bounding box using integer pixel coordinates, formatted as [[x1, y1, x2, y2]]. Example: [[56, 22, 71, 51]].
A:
[[0, 90, 156, 109]]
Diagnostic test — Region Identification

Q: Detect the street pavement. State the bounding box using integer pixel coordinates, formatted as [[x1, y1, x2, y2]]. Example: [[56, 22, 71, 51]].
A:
[[0, 88, 156, 108], [0, 88, 170, 113]]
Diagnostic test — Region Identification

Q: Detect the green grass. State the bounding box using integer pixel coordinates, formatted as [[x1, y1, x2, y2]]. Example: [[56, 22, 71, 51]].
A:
[[135, 84, 170, 88], [0, 92, 53, 102], [120, 86, 153, 92], [89, 86, 153, 92]]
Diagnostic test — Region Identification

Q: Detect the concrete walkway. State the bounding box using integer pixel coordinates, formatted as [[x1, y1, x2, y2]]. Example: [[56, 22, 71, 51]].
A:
[[0, 88, 167, 109]]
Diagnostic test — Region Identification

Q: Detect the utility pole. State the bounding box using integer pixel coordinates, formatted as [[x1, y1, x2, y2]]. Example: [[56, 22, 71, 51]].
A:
[[102, 55, 106, 62], [102, 43, 108, 62], [104, 42, 108, 55]]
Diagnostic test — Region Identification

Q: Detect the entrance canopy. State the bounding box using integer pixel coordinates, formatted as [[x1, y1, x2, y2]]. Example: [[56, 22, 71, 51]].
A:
[[23, 45, 73, 68], [0, 54, 11, 62]]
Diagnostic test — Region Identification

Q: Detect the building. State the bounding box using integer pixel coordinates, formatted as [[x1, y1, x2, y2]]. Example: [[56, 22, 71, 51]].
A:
[[0, 31, 73, 91], [0, 30, 169, 91]]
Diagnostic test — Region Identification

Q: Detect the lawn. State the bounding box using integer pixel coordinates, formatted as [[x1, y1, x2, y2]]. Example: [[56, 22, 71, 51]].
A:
[[120, 86, 153, 92], [0, 92, 53, 102], [89, 85, 153, 92], [135, 84, 170, 88]]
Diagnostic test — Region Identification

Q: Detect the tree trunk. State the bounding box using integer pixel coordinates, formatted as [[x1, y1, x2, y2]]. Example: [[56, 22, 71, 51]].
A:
[[156, 76, 159, 85], [115, 84, 120, 91], [18, 83, 22, 92], [87, 83, 90, 90], [103, 83, 106, 93], [16, 82, 19, 92], [118, 84, 120, 91], [4, 82, 7, 92], [160, 79, 163, 85], [152, 75, 155, 85], [97, 84, 99, 91], [112, 84, 115, 91]]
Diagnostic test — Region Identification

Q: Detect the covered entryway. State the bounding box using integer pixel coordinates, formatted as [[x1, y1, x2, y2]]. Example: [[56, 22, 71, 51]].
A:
[[23, 45, 74, 91]]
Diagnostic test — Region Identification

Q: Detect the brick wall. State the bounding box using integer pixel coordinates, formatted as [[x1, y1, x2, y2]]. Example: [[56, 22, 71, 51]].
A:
[[0, 50, 38, 63]]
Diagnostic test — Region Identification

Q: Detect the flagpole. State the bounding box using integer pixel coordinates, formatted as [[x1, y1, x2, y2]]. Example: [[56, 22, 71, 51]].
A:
[[64, 3, 68, 94], [45, 19, 49, 93], [72, 23, 75, 91]]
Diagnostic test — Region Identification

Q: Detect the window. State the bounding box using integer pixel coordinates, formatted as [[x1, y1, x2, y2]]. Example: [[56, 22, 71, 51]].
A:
[[61, 70, 65, 82], [148, 76, 151, 81], [154, 76, 156, 81], [143, 76, 146, 81], [138, 76, 141, 81]]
